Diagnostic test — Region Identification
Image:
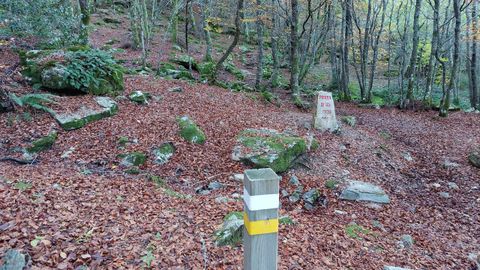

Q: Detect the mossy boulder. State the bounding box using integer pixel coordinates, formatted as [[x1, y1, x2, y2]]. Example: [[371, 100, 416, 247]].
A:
[[469, 147, 480, 168], [177, 116, 206, 144], [20, 49, 124, 96], [170, 55, 198, 70], [52, 97, 118, 130], [232, 129, 308, 173], [152, 142, 176, 164], [129, 91, 151, 104], [119, 152, 147, 167], [157, 63, 194, 80], [26, 132, 57, 153]]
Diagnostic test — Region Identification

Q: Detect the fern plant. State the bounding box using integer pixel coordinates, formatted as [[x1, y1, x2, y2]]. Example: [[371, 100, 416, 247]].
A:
[[8, 93, 56, 113]]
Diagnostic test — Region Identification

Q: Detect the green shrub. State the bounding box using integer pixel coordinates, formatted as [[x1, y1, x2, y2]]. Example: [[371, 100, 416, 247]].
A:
[[9, 93, 56, 113]]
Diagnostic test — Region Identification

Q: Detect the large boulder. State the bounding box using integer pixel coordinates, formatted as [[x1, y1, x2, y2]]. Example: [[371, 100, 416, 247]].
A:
[[51, 97, 118, 130], [20, 48, 124, 96], [232, 129, 309, 173], [469, 147, 480, 168]]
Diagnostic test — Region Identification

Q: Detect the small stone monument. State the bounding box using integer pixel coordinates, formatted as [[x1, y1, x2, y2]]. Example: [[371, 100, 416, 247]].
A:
[[314, 91, 338, 131]]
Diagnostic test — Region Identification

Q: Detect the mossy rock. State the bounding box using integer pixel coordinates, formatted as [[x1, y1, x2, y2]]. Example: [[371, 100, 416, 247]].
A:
[[170, 55, 198, 70], [469, 148, 480, 168], [177, 116, 206, 144], [152, 142, 176, 164], [20, 49, 124, 96], [52, 97, 118, 131], [129, 91, 151, 104], [232, 129, 308, 173], [198, 61, 216, 80], [119, 152, 147, 167], [26, 132, 57, 153], [157, 62, 194, 80]]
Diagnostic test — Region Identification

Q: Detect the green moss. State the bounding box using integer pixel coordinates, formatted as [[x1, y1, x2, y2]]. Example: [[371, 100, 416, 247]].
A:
[[177, 116, 206, 144], [119, 152, 147, 167], [125, 167, 141, 174], [129, 91, 151, 104], [148, 175, 166, 188], [345, 223, 371, 239], [310, 138, 320, 151], [26, 132, 57, 153], [118, 136, 129, 146], [325, 179, 339, 189], [238, 132, 307, 173], [152, 142, 175, 164]]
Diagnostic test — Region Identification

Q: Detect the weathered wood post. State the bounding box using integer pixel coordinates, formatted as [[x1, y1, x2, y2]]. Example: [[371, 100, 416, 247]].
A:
[[243, 168, 281, 270]]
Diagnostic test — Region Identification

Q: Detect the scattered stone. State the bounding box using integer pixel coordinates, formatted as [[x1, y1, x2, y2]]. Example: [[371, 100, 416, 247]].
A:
[[52, 183, 62, 190], [281, 189, 289, 197], [469, 147, 480, 168], [314, 91, 338, 132], [168, 86, 183, 93], [289, 186, 303, 203], [177, 116, 206, 144], [358, 103, 381, 110], [152, 142, 175, 165], [128, 91, 151, 104], [215, 196, 234, 204], [61, 147, 75, 159], [439, 192, 450, 198], [340, 181, 390, 204], [431, 183, 441, 188], [384, 266, 411, 270], [208, 181, 223, 190], [403, 152, 413, 161], [443, 159, 460, 169], [214, 212, 244, 247], [302, 188, 326, 210], [233, 173, 244, 182], [468, 252, 480, 269], [26, 132, 57, 153], [372, 220, 385, 231], [289, 175, 301, 186], [398, 234, 414, 249], [52, 97, 118, 130], [325, 179, 339, 189], [334, 210, 347, 215], [232, 128, 311, 173], [196, 181, 223, 195], [447, 182, 459, 190], [119, 152, 147, 167], [365, 203, 383, 210], [0, 249, 27, 270], [339, 144, 347, 151]]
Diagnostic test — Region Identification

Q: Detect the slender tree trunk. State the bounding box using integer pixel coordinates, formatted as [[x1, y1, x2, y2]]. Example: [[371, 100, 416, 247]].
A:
[[200, 0, 213, 61], [79, 0, 90, 45], [255, 0, 264, 90], [340, 0, 352, 101], [270, 0, 280, 87], [367, 0, 387, 102], [440, 0, 460, 117], [290, 0, 300, 97], [424, 0, 440, 107], [212, 0, 244, 82], [404, 0, 422, 109], [472, 0, 479, 109]]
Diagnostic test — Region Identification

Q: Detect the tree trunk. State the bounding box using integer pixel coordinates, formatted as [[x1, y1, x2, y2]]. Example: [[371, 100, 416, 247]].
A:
[[78, 0, 90, 45], [440, 0, 460, 117], [212, 0, 244, 82], [255, 0, 264, 90], [290, 0, 300, 97], [424, 0, 440, 108], [403, 0, 422, 109], [472, 0, 479, 109], [340, 0, 352, 101], [270, 0, 280, 87]]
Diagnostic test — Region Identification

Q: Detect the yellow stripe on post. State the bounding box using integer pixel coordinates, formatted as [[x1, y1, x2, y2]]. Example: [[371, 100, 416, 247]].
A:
[[243, 212, 279, 236]]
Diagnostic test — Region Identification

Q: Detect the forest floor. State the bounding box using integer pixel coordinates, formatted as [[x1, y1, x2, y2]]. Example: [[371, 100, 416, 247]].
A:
[[1, 9, 480, 270]]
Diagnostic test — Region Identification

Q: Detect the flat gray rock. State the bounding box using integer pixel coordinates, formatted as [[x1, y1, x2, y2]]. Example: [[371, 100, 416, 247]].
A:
[[339, 181, 390, 204], [51, 97, 118, 130]]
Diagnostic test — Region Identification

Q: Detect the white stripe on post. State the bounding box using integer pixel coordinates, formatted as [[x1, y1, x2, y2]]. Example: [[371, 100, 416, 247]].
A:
[[243, 188, 280, 211]]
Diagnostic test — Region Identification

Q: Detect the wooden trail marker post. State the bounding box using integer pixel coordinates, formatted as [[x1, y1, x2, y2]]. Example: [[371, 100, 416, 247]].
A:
[[243, 168, 281, 270]]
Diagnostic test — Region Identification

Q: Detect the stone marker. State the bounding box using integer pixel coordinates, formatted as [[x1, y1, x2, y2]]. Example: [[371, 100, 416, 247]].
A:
[[314, 91, 338, 132], [243, 168, 280, 270]]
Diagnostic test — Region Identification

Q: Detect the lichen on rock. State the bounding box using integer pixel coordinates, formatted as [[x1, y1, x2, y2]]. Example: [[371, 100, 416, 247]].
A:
[[152, 142, 176, 164]]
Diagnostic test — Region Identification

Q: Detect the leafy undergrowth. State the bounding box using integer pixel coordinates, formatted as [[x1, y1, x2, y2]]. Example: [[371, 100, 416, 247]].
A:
[[1, 27, 480, 270]]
